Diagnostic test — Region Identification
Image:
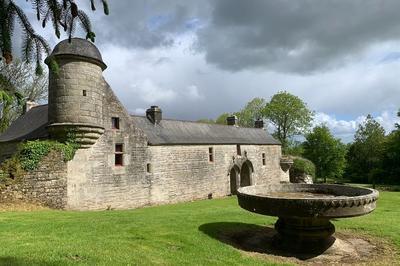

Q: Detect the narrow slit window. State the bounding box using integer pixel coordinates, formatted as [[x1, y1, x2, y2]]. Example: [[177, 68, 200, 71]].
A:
[[262, 153, 266, 165], [146, 163, 152, 173], [237, 144, 241, 156], [82, 90, 87, 96], [209, 147, 214, 162], [115, 144, 124, 166], [112, 117, 120, 129]]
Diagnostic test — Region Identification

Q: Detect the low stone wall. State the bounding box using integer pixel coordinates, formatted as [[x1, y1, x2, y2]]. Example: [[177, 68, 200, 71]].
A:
[[0, 151, 68, 209]]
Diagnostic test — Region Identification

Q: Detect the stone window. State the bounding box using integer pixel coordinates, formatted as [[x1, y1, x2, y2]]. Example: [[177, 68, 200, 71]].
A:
[[82, 90, 87, 96], [209, 147, 214, 162], [262, 153, 266, 165], [112, 117, 120, 129], [146, 163, 152, 173], [115, 144, 124, 166], [237, 145, 241, 156]]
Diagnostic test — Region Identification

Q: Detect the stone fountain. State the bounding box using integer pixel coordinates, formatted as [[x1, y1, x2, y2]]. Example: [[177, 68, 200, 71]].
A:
[[237, 183, 378, 253]]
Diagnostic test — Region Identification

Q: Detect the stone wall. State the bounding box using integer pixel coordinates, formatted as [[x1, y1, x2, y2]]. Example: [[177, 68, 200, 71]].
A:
[[0, 151, 68, 208], [147, 144, 286, 205], [65, 80, 150, 210]]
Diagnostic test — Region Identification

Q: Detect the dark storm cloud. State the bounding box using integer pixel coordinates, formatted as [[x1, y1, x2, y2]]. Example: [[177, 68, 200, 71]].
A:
[[93, 1, 209, 49], [197, 0, 400, 73]]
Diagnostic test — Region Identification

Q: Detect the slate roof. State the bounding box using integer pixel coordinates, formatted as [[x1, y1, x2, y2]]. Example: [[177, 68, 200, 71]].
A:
[[45, 38, 107, 70], [0, 105, 280, 145], [131, 115, 280, 145], [0, 105, 49, 142]]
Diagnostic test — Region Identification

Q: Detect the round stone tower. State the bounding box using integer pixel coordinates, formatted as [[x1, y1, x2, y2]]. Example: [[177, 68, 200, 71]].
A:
[[45, 38, 107, 148]]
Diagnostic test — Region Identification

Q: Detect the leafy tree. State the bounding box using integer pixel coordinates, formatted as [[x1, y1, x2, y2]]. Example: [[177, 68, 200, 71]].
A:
[[346, 115, 386, 184], [303, 125, 347, 183], [0, 60, 47, 132], [264, 91, 314, 148], [0, 0, 108, 74], [215, 113, 230, 125], [284, 140, 304, 157], [196, 118, 215, 124], [382, 109, 400, 184], [0, 71, 22, 132], [235, 98, 266, 127]]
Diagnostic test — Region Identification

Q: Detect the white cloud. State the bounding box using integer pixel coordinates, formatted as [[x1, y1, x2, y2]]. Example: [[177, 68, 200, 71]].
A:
[[183, 85, 203, 100], [131, 79, 177, 103], [314, 109, 399, 142]]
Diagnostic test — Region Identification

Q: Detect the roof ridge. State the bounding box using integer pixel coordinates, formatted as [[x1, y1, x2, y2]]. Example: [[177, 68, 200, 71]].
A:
[[130, 114, 264, 130]]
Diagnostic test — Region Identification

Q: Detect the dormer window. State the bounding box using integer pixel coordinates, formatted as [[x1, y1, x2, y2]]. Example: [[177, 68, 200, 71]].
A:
[[112, 117, 120, 129]]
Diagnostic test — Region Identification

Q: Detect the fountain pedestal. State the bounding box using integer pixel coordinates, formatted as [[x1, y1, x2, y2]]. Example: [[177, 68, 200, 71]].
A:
[[274, 217, 335, 252]]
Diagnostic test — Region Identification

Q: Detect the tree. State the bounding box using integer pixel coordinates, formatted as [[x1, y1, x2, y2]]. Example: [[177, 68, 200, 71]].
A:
[[0, 0, 108, 74], [264, 91, 314, 149], [0, 60, 47, 132], [235, 98, 266, 127], [215, 113, 230, 125], [196, 118, 215, 124], [346, 115, 386, 184], [382, 109, 400, 184], [303, 125, 347, 183]]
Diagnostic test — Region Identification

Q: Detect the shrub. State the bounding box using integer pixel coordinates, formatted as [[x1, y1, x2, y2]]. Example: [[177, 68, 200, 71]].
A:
[[18, 140, 79, 171], [289, 156, 316, 178]]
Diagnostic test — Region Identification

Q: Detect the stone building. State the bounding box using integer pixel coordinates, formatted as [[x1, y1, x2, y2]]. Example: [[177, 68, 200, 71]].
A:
[[0, 38, 289, 210]]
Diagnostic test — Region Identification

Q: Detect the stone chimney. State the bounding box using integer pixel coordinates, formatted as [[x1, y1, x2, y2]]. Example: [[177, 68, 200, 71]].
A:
[[254, 119, 264, 129], [23, 100, 39, 114], [227, 115, 238, 126], [146, 106, 162, 124]]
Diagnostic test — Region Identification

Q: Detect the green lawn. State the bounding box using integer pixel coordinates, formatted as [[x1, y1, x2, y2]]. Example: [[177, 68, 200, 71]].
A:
[[0, 191, 399, 265]]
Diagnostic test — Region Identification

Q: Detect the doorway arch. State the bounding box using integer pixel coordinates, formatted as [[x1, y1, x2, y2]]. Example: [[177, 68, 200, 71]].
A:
[[229, 165, 240, 195], [240, 161, 252, 187]]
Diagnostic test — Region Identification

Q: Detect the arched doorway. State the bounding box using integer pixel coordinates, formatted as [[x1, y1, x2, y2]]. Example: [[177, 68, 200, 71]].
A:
[[240, 162, 252, 187], [229, 166, 239, 195]]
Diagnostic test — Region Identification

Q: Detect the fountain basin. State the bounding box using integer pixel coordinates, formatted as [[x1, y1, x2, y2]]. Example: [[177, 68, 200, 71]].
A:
[[237, 184, 378, 252]]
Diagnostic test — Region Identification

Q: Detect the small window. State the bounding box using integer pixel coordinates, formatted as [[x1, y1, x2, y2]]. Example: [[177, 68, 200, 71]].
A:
[[237, 145, 241, 156], [115, 144, 123, 166], [146, 163, 152, 173], [112, 117, 120, 129], [209, 147, 214, 162], [262, 153, 266, 165], [82, 90, 87, 96]]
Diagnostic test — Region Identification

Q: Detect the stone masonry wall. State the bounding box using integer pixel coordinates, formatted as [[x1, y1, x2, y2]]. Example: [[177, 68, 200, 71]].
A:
[[147, 144, 286, 205], [0, 151, 68, 208], [65, 79, 150, 210]]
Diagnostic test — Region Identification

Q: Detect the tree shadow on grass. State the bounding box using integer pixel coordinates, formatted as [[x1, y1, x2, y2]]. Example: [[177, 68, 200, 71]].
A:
[[198, 222, 333, 260]]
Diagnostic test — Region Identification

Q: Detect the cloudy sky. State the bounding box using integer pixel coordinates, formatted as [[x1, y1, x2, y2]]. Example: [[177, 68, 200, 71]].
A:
[[22, 0, 400, 142]]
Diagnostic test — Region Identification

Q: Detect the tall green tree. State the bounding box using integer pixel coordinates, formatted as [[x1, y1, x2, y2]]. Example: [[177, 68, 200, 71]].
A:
[[0, 60, 47, 132], [346, 115, 386, 184], [215, 113, 230, 125], [263, 91, 314, 149], [0, 0, 108, 74], [303, 125, 347, 183], [382, 109, 400, 184], [235, 98, 266, 127]]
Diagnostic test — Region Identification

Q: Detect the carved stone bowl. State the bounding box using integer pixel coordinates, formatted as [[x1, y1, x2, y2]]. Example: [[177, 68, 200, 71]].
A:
[[237, 184, 379, 253]]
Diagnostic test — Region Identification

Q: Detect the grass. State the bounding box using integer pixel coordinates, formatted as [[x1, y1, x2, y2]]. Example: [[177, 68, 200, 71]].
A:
[[0, 191, 399, 265]]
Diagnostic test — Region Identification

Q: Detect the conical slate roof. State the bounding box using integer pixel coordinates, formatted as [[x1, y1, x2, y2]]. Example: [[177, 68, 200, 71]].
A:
[[45, 38, 107, 70]]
